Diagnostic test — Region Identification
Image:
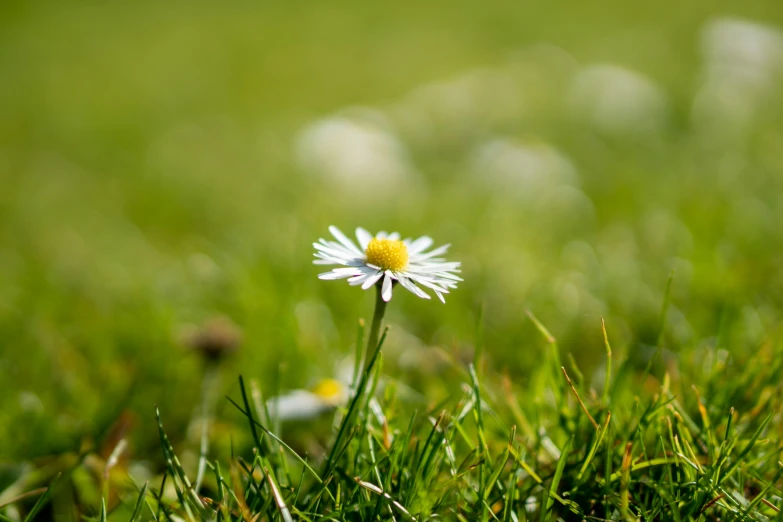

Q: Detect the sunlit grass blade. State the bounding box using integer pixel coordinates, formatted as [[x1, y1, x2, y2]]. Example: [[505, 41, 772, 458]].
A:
[[238, 375, 266, 456], [0, 488, 48, 512], [128, 481, 149, 522], [619, 441, 633, 520], [265, 467, 294, 522], [542, 436, 572, 522], [577, 411, 611, 481], [155, 407, 206, 516], [526, 309, 564, 397], [720, 412, 774, 483], [601, 318, 612, 407], [355, 477, 417, 521], [561, 366, 598, 429], [482, 428, 512, 503]]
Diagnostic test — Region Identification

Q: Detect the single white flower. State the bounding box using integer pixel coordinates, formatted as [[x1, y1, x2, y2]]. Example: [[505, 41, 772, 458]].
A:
[[314, 226, 462, 303], [266, 378, 349, 422]]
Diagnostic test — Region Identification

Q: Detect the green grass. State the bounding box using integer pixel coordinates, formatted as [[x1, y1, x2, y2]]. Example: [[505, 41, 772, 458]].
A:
[[34, 305, 783, 520], [5, 286, 783, 520], [2, 0, 783, 520]]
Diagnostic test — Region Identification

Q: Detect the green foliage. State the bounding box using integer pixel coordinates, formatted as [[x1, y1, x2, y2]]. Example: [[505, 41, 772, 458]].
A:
[[113, 314, 783, 520]]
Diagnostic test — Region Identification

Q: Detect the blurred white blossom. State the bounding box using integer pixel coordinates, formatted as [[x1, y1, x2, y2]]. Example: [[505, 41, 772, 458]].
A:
[[470, 138, 578, 197], [18, 391, 43, 413], [295, 110, 414, 195], [569, 64, 668, 135], [702, 17, 783, 90], [266, 379, 349, 422], [392, 69, 522, 145], [693, 18, 783, 140]]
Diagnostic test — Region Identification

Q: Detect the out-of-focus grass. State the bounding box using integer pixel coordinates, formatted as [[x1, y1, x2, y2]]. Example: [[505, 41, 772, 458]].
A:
[[2, 0, 783, 517]]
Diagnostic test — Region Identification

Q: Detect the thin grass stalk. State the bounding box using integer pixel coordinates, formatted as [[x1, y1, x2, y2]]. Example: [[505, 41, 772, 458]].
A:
[[195, 364, 218, 493]]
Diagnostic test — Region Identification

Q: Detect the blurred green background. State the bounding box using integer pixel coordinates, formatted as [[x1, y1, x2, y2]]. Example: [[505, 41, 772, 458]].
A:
[[2, 0, 783, 488]]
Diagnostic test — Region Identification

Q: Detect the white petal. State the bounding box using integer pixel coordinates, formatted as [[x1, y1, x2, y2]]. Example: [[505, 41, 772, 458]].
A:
[[397, 275, 430, 299], [412, 244, 450, 261], [406, 273, 451, 294], [266, 391, 331, 421], [356, 227, 373, 250], [376, 231, 388, 240], [314, 242, 357, 260], [317, 239, 356, 253], [318, 268, 363, 280], [347, 267, 381, 286], [314, 252, 364, 266], [314, 254, 365, 268], [381, 271, 394, 302], [407, 236, 434, 255], [313, 252, 366, 266], [312, 252, 342, 262], [348, 273, 370, 285], [406, 264, 463, 279], [361, 270, 384, 289], [314, 259, 342, 265], [409, 261, 461, 272], [387, 232, 401, 241], [329, 226, 363, 256], [409, 272, 462, 284], [433, 272, 463, 282], [332, 267, 365, 273]]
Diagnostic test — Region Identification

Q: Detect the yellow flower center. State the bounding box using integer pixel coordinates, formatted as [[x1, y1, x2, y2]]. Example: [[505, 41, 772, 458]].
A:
[[365, 237, 409, 271], [311, 378, 345, 405]]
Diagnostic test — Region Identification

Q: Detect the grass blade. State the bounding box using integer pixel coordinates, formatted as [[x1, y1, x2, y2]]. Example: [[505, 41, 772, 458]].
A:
[[542, 437, 572, 521], [22, 473, 60, 522], [129, 481, 149, 522]]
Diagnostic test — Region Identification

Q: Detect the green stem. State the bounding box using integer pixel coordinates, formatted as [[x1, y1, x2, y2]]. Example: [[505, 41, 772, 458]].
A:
[[364, 284, 388, 374], [194, 364, 218, 492]]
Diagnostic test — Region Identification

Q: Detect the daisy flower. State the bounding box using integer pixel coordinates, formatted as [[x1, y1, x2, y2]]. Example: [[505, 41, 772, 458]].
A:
[[314, 226, 462, 303], [266, 378, 349, 422]]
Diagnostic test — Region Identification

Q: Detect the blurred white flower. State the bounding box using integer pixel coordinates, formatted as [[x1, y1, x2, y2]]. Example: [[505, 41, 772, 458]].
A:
[[569, 64, 668, 135], [266, 378, 349, 422], [525, 495, 539, 513], [470, 138, 578, 197], [265, 355, 426, 422], [314, 226, 462, 303], [18, 391, 43, 413], [392, 68, 522, 144], [295, 110, 413, 195], [702, 17, 783, 89], [693, 18, 783, 139]]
